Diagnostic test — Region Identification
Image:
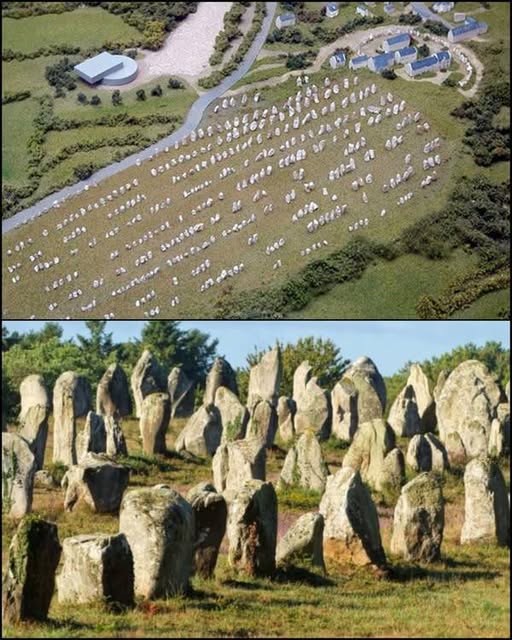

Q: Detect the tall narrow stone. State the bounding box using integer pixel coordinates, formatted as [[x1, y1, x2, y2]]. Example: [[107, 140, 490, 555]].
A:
[[342, 356, 386, 424], [18, 404, 49, 471], [215, 386, 248, 442], [204, 358, 238, 406], [19, 375, 49, 423], [130, 350, 166, 419], [277, 396, 296, 443], [247, 347, 282, 411], [278, 430, 329, 492], [168, 367, 194, 419], [76, 411, 106, 462], [174, 404, 221, 457], [293, 362, 331, 441], [245, 399, 277, 448], [52, 371, 91, 465], [96, 363, 132, 418], [331, 380, 358, 441], [407, 364, 436, 432], [2, 432, 37, 519], [388, 384, 422, 437], [140, 392, 170, 455]]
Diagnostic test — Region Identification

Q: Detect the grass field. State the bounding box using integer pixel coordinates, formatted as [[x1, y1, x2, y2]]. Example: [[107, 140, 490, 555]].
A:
[[452, 289, 510, 319], [2, 416, 510, 638]]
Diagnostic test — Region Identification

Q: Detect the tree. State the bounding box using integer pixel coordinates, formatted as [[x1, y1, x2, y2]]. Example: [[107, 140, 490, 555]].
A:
[[73, 163, 95, 180], [77, 92, 88, 104], [75, 321, 117, 385], [381, 69, 397, 80], [111, 90, 122, 106], [418, 43, 430, 58], [168, 77, 184, 89], [90, 95, 101, 106], [150, 84, 163, 97], [136, 89, 146, 101]]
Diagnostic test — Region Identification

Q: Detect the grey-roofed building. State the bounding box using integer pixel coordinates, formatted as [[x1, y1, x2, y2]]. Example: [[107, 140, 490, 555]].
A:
[[405, 51, 451, 76], [447, 20, 488, 42], [368, 52, 395, 72], [349, 54, 369, 70], [394, 46, 417, 65], [326, 3, 339, 18], [276, 12, 296, 29], [74, 52, 123, 85], [383, 33, 411, 53], [329, 51, 346, 69]]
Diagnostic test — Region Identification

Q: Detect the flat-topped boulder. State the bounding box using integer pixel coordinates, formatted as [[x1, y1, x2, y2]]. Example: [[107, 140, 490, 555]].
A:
[[130, 350, 166, 419], [247, 347, 282, 410], [174, 404, 222, 457], [96, 363, 132, 418], [204, 357, 238, 406], [140, 392, 171, 455], [52, 371, 92, 465], [276, 512, 325, 571], [212, 437, 266, 498], [2, 432, 36, 519], [278, 430, 329, 492]]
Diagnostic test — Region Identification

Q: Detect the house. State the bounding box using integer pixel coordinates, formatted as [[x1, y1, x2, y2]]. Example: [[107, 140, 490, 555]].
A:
[[432, 2, 454, 13], [447, 21, 488, 42], [276, 12, 296, 29], [394, 46, 417, 65], [453, 12, 466, 22], [404, 51, 451, 76], [368, 52, 395, 73], [434, 50, 451, 69], [410, 2, 432, 21], [325, 3, 339, 18], [329, 51, 346, 69], [349, 54, 369, 70], [356, 5, 370, 18], [383, 3, 395, 14], [382, 33, 411, 53]]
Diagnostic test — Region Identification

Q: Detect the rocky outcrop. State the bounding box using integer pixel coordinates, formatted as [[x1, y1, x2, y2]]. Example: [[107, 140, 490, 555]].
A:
[[212, 438, 266, 497], [168, 367, 194, 419], [204, 358, 238, 406], [390, 473, 444, 562], [215, 386, 248, 442], [245, 400, 277, 448], [247, 347, 282, 411], [227, 480, 277, 578], [19, 375, 50, 423], [96, 363, 132, 418], [174, 405, 222, 457], [293, 362, 331, 441], [331, 380, 358, 441], [277, 396, 295, 443], [2, 432, 36, 519], [56, 534, 134, 608], [119, 485, 195, 599], [276, 512, 325, 571], [130, 350, 166, 419], [406, 433, 449, 473], [140, 392, 171, 455], [52, 372, 91, 465], [388, 384, 422, 437], [278, 431, 329, 492], [18, 404, 49, 471], [407, 364, 436, 432], [76, 411, 106, 462]]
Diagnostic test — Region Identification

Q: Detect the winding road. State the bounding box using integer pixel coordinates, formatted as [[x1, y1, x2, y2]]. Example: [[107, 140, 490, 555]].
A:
[[2, 1, 277, 235]]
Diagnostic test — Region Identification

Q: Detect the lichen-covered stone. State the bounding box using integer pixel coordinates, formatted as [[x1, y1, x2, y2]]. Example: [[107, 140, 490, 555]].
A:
[[488, 403, 510, 457], [212, 438, 266, 498], [390, 473, 444, 562], [96, 363, 132, 418], [76, 412, 106, 462], [174, 404, 221, 457], [277, 396, 295, 443], [215, 386, 248, 442], [130, 350, 166, 419], [406, 433, 449, 473], [168, 367, 194, 419], [245, 399, 277, 448], [319, 467, 386, 569], [119, 485, 195, 598], [204, 358, 238, 406], [278, 431, 329, 492], [34, 470, 58, 490], [331, 380, 358, 441], [342, 357, 386, 425], [388, 384, 422, 437], [53, 371, 92, 465], [186, 483, 227, 578], [140, 392, 170, 455], [2, 515, 61, 623], [247, 347, 282, 411], [293, 362, 331, 441], [19, 375, 50, 423], [276, 512, 325, 571], [227, 480, 277, 577], [56, 533, 134, 608], [407, 364, 436, 432], [2, 432, 36, 519], [104, 415, 128, 457], [18, 404, 49, 471]]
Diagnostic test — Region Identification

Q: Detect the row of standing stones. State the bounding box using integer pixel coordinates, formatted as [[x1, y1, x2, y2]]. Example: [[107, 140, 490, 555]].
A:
[[2, 350, 510, 624]]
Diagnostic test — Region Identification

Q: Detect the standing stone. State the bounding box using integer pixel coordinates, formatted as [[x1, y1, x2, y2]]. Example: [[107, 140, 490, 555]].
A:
[[174, 404, 221, 457], [460, 456, 509, 546], [2, 433, 36, 519], [186, 483, 227, 578], [436, 360, 502, 463], [277, 396, 295, 443], [34, 470, 58, 490], [342, 419, 405, 493], [215, 386, 248, 442], [18, 404, 49, 471], [488, 403, 510, 457], [56, 534, 134, 608], [76, 411, 106, 462], [388, 385, 422, 437], [276, 512, 325, 571], [247, 347, 282, 410], [62, 453, 129, 513], [168, 367, 194, 419], [19, 375, 49, 422], [130, 350, 166, 419], [119, 485, 195, 598], [96, 363, 132, 418], [104, 415, 128, 456], [140, 392, 170, 455], [407, 364, 436, 432], [319, 467, 386, 569], [293, 362, 331, 440], [52, 371, 91, 465], [227, 480, 277, 577], [406, 433, 449, 472], [331, 380, 358, 441], [278, 430, 329, 492], [204, 358, 238, 406], [433, 370, 448, 403], [342, 356, 386, 425], [245, 400, 277, 448], [212, 438, 266, 497], [2, 515, 61, 623], [390, 473, 444, 562]]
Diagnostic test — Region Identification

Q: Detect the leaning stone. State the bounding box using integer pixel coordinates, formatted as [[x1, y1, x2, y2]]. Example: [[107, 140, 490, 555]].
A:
[[18, 404, 49, 471], [227, 480, 277, 577], [319, 467, 386, 569], [212, 438, 266, 497], [277, 396, 296, 442], [140, 392, 171, 455], [19, 375, 50, 423], [104, 415, 128, 457], [278, 430, 329, 492], [407, 364, 436, 432], [460, 456, 509, 546], [2, 432, 36, 519], [174, 404, 221, 457], [388, 385, 422, 437], [215, 386, 248, 442], [390, 473, 444, 562], [247, 347, 282, 410], [186, 483, 227, 579], [96, 363, 132, 418], [2, 515, 61, 623], [76, 411, 106, 462], [168, 367, 194, 419], [130, 350, 166, 419], [119, 485, 195, 598], [331, 380, 358, 441], [53, 371, 92, 465], [204, 357, 238, 406], [276, 512, 325, 571], [56, 533, 134, 608], [293, 362, 331, 441], [62, 452, 129, 513], [245, 400, 277, 448]]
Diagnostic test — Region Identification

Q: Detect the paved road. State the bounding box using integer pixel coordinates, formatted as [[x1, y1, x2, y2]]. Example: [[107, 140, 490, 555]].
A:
[[2, 2, 277, 235], [410, 2, 454, 29]]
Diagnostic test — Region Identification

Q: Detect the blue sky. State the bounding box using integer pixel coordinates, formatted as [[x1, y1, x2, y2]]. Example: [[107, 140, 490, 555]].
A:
[[2, 321, 509, 375]]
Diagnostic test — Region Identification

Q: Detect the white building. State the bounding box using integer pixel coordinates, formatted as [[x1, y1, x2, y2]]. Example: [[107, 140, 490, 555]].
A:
[[432, 2, 454, 13], [447, 20, 488, 42], [349, 54, 369, 70], [329, 52, 346, 69], [276, 12, 296, 29], [326, 3, 339, 18], [382, 33, 411, 53], [356, 5, 370, 18], [394, 46, 417, 65], [405, 51, 451, 76]]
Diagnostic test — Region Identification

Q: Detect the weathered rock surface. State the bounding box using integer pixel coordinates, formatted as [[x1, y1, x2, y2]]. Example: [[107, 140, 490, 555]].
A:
[[245, 399, 277, 448], [2, 516, 61, 623], [119, 485, 195, 598], [488, 403, 510, 457], [19, 375, 50, 422], [436, 360, 502, 463], [96, 363, 132, 418], [276, 512, 325, 571], [319, 467, 386, 568], [186, 483, 227, 578], [342, 419, 405, 493], [331, 380, 358, 441], [76, 411, 106, 462], [204, 358, 238, 406], [460, 456, 509, 546], [34, 470, 58, 489], [62, 453, 129, 513], [406, 433, 449, 472], [342, 357, 387, 425], [174, 404, 222, 457], [277, 396, 296, 442], [278, 431, 329, 492], [130, 350, 166, 419], [140, 392, 171, 455], [104, 415, 128, 457], [390, 473, 444, 562], [2, 432, 36, 519], [18, 404, 49, 471], [433, 370, 448, 403], [53, 372, 92, 465], [227, 480, 277, 577], [247, 347, 282, 411], [56, 534, 134, 607], [407, 364, 436, 432], [168, 367, 194, 419], [388, 384, 422, 437], [215, 386, 248, 442], [293, 362, 331, 440], [212, 438, 266, 497]]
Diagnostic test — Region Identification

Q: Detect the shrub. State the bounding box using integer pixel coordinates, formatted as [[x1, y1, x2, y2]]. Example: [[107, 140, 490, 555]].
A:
[[136, 89, 146, 101], [73, 162, 95, 180], [150, 84, 163, 97], [168, 77, 184, 89], [90, 95, 101, 106], [381, 69, 397, 80], [77, 92, 88, 104], [111, 89, 122, 106]]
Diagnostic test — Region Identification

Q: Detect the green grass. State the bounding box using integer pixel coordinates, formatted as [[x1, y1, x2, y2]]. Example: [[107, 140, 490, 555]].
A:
[[2, 99, 38, 185], [451, 289, 510, 319], [1, 7, 140, 53], [231, 63, 288, 89]]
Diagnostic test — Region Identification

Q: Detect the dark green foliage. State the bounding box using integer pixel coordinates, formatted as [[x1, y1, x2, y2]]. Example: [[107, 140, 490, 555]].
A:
[[286, 53, 309, 70], [424, 19, 449, 36], [90, 94, 101, 105], [417, 43, 430, 58], [77, 92, 88, 104], [2, 90, 31, 105], [73, 162, 95, 180], [442, 76, 457, 87], [150, 84, 163, 97], [168, 77, 184, 89], [381, 69, 397, 80], [398, 13, 422, 25], [136, 88, 146, 101], [111, 89, 122, 106], [44, 57, 77, 96], [209, 2, 248, 66]]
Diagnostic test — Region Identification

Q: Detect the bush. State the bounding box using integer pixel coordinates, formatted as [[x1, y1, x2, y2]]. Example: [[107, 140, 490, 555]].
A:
[[73, 162, 95, 180], [90, 95, 101, 106], [111, 89, 122, 106], [168, 77, 184, 89], [424, 20, 449, 36], [136, 89, 146, 101], [77, 92, 88, 104], [381, 69, 397, 80], [418, 43, 430, 58], [150, 84, 163, 97], [2, 90, 31, 105]]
